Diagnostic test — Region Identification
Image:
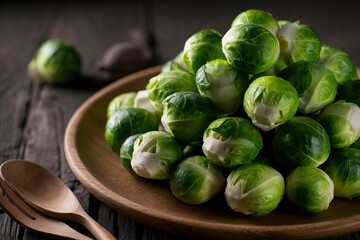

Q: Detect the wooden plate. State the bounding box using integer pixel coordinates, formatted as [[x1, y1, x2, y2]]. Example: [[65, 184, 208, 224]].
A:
[[64, 65, 360, 240]]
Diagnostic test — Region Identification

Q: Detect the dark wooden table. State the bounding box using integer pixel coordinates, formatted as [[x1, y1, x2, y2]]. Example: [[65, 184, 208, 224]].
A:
[[1, 1, 360, 239]]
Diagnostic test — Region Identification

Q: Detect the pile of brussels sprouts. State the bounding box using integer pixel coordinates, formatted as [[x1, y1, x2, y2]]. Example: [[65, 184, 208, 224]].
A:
[[105, 9, 360, 217]]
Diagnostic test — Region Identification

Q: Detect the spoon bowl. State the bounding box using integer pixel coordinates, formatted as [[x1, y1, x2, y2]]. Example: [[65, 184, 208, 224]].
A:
[[0, 159, 116, 240]]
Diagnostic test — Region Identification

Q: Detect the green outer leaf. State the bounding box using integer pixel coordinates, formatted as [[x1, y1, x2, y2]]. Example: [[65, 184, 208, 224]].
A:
[[170, 155, 225, 204], [196, 59, 249, 114], [243, 76, 299, 131], [286, 166, 334, 214], [322, 148, 360, 198], [28, 39, 81, 84], [202, 117, 263, 167], [105, 108, 158, 154], [277, 22, 321, 64], [231, 9, 279, 36], [272, 116, 331, 167], [318, 44, 358, 87], [279, 62, 337, 114], [132, 131, 183, 179], [225, 163, 285, 217], [161, 92, 217, 144], [182, 28, 226, 74], [222, 24, 280, 74], [107, 92, 136, 119], [119, 133, 142, 175], [278, 61, 312, 97], [146, 70, 197, 112], [317, 101, 360, 149]]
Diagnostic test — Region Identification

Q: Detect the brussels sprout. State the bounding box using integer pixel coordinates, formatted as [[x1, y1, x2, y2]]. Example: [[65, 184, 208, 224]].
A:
[[278, 62, 337, 114], [338, 79, 360, 106], [161, 91, 218, 144], [243, 76, 299, 131], [107, 92, 136, 119], [277, 21, 321, 64], [273, 116, 331, 168], [105, 108, 158, 154], [170, 155, 225, 204], [131, 131, 183, 179], [146, 70, 197, 112], [161, 51, 187, 72], [222, 24, 280, 74], [286, 166, 334, 214], [225, 163, 285, 217], [202, 117, 263, 167], [28, 39, 81, 85], [182, 28, 226, 74], [134, 89, 160, 118], [119, 133, 142, 175], [323, 148, 360, 199], [318, 45, 358, 87], [317, 100, 360, 149], [231, 9, 279, 36], [196, 59, 249, 114]]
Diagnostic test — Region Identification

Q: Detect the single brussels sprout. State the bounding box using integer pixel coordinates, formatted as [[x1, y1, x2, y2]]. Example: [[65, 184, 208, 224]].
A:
[[161, 51, 187, 72], [28, 39, 81, 85], [131, 131, 183, 180], [323, 148, 360, 199], [338, 79, 360, 106], [202, 117, 263, 167], [273, 116, 331, 168], [105, 108, 158, 154], [182, 28, 226, 74], [119, 133, 142, 175], [243, 76, 299, 131], [317, 100, 360, 149], [161, 91, 218, 144], [170, 155, 225, 204], [222, 24, 280, 74], [231, 9, 279, 36], [107, 92, 136, 119], [279, 62, 337, 114], [146, 70, 197, 112], [277, 21, 321, 64], [196, 59, 249, 114], [225, 163, 285, 217], [318, 45, 358, 87], [134, 89, 160, 118], [286, 166, 334, 214]]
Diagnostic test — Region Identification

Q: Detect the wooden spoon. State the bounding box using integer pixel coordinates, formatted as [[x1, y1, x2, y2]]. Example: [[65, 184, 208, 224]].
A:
[[0, 177, 92, 240], [0, 159, 116, 240]]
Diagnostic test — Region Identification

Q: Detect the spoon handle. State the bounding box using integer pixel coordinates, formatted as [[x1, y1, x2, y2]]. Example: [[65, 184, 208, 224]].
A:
[[74, 206, 117, 240]]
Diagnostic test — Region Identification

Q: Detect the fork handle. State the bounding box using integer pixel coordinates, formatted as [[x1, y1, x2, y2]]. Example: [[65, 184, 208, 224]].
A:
[[73, 206, 117, 240]]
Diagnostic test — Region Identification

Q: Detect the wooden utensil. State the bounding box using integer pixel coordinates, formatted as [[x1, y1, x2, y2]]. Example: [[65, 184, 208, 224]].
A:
[[0, 177, 92, 240], [0, 159, 116, 240]]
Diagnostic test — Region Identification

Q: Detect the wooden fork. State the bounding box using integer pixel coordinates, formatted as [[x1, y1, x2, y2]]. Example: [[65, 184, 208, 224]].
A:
[[0, 178, 93, 240]]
